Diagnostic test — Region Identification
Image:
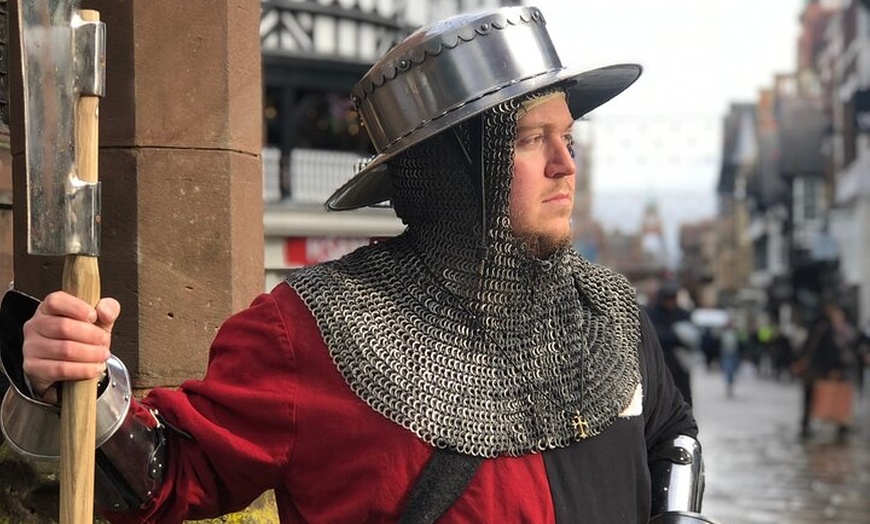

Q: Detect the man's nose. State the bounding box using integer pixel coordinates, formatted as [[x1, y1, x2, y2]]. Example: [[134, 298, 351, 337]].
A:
[[545, 139, 577, 179]]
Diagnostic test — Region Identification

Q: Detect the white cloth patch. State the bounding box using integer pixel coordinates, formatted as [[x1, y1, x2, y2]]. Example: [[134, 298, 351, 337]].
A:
[[619, 384, 643, 418]]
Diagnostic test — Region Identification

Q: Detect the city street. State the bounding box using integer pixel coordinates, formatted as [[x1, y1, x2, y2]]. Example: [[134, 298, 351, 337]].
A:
[[692, 364, 870, 524]]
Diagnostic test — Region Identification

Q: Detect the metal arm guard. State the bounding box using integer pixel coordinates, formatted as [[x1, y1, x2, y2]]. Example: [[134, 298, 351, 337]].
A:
[[0, 290, 165, 511], [648, 435, 719, 523], [1, 355, 166, 511]]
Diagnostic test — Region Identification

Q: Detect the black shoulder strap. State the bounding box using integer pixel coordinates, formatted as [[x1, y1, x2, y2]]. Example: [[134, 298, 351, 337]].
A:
[[399, 448, 483, 524]]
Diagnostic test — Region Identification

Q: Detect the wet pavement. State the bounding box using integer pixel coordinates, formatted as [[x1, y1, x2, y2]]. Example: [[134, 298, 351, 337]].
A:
[[692, 364, 870, 524]]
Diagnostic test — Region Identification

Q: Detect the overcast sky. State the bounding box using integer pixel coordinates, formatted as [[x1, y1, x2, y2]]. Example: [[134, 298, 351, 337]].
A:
[[536, 0, 804, 118], [533, 0, 804, 257]]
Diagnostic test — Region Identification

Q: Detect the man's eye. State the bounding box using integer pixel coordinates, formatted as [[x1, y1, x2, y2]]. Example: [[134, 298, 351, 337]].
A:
[[517, 134, 544, 147]]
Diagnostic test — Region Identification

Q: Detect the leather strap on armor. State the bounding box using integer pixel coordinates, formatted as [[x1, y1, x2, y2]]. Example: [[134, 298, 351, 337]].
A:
[[93, 405, 167, 511]]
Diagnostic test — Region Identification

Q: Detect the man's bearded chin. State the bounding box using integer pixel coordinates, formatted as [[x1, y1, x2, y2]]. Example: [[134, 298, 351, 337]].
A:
[[515, 230, 572, 259]]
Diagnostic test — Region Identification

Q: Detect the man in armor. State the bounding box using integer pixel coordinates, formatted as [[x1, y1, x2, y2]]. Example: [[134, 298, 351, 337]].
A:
[[1, 6, 713, 523]]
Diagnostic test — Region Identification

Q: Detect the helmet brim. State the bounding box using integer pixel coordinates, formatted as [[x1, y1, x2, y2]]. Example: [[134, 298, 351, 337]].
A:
[[325, 63, 641, 211]]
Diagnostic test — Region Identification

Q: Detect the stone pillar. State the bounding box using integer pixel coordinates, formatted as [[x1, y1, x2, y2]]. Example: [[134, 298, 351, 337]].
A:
[[9, 0, 264, 388]]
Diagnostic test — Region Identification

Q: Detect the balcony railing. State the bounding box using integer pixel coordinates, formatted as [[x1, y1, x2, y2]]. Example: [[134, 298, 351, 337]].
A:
[[263, 146, 368, 205]]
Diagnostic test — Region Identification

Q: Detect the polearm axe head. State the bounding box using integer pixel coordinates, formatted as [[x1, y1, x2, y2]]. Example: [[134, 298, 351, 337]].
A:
[[18, 0, 105, 256]]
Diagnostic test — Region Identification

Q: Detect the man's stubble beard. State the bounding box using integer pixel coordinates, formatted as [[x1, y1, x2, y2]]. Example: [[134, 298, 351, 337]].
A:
[[515, 230, 572, 259]]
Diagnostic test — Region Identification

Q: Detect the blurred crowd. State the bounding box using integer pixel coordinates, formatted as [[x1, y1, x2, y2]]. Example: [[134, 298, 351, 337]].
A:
[[645, 282, 870, 440]]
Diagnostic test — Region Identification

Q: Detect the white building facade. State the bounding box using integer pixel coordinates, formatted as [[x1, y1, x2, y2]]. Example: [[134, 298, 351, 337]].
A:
[[822, 1, 870, 328]]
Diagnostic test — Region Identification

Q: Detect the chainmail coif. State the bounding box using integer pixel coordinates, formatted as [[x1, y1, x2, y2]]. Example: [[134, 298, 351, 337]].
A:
[[286, 88, 641, 457]]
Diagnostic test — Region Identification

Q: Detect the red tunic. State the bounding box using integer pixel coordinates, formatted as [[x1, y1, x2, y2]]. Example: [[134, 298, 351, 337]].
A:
[[105, 282, 695, 523]]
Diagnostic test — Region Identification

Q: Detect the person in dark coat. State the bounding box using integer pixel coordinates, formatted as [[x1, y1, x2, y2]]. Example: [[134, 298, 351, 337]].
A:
[[647, 283, 696, 406], [794, 303, 860, 439], [700, 326, 721, 371]]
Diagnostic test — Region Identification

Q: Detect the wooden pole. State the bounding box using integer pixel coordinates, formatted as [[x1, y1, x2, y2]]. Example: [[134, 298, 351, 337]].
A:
[[59, 10, 101, 522]]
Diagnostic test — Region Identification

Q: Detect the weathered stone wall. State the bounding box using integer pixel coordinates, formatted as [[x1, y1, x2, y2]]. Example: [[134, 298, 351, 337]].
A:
[[1, 0, 273, 521]]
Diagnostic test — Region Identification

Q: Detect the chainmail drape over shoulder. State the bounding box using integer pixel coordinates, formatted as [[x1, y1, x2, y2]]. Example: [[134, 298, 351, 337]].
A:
[[286, 88, 641, 457]]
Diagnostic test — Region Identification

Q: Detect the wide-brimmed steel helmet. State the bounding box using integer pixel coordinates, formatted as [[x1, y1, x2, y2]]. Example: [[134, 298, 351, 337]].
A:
[[325, 5, 642, 211]]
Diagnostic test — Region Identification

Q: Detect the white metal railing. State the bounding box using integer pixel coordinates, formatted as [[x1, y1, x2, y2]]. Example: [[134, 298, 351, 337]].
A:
[[263, 147, 368, 205], [262, 146, 282, 202]]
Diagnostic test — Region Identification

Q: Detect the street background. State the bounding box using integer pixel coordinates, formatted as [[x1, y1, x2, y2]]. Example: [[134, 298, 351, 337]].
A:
[[693, 364, 870, 524]]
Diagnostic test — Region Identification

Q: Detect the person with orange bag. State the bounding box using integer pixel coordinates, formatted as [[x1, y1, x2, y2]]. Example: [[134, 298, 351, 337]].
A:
[[796, 303, 861, 440]]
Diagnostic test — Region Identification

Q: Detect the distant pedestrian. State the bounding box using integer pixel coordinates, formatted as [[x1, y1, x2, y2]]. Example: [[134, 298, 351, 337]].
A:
[[856, 326, 870, 393], [769, 327, 794, 381], [720, 321, 741, 398], [647, 282, 698, 405], [793, 303, 860, 439], [756, 322, 776, 377], [700, 326, 721, 371]]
